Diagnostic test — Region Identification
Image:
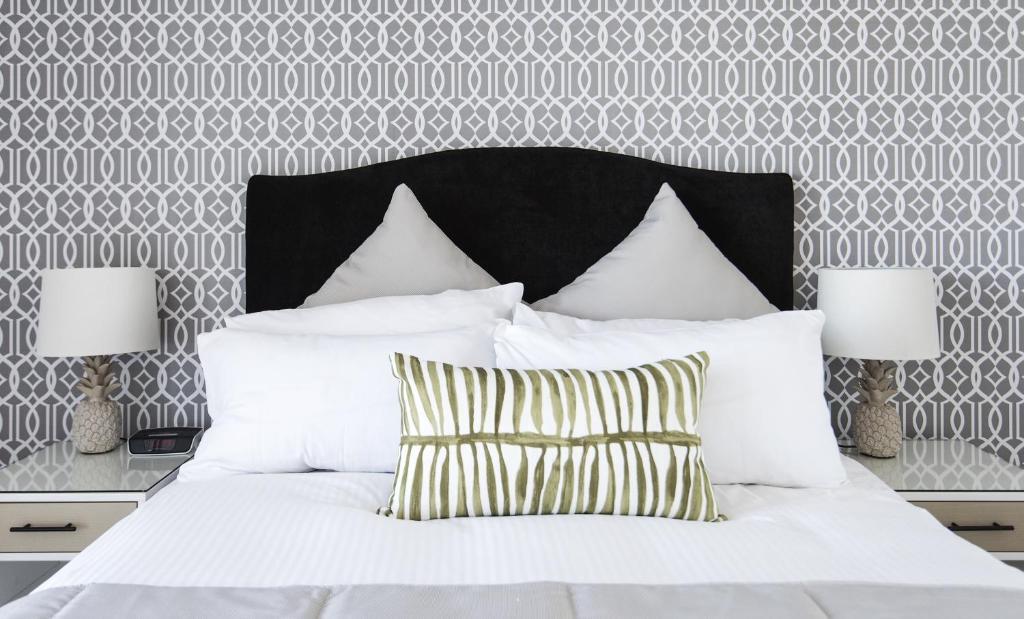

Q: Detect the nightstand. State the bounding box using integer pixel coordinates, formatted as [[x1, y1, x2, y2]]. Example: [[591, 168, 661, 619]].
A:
[[0, 441, 188, 561], [851, 439, 1024, 560]]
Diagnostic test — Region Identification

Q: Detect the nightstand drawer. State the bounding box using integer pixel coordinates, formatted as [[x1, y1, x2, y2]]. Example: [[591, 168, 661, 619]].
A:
[[913, 501, 1024, 552], [0, 502, 135, 553]]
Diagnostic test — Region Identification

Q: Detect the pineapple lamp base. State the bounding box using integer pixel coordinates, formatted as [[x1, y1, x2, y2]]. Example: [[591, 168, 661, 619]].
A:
[[71, 355, 123, 454], [852, 359, 902, 459]]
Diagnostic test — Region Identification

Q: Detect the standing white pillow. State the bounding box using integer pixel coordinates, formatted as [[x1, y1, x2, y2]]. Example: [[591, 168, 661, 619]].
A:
[[178, 323, 501, 482], [514, 303, 690, 335], [302, 184, 498, 307], [532, 183, 776, 320], [494, 311, 846, 488], [228, 283, 523, 336]]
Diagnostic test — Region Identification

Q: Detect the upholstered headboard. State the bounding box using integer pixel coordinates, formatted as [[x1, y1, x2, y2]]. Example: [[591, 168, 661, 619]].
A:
[[245, 147, 794, 312]]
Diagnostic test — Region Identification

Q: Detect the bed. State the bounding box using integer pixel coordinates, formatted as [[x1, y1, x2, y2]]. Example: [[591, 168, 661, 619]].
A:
[[12, 458, 1024, 616], [5, 148, 1024, 617]]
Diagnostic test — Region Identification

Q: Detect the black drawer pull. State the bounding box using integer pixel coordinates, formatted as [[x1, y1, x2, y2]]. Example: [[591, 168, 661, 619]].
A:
[[9, 523, 77, 533], [949, 522, 1015, 532]]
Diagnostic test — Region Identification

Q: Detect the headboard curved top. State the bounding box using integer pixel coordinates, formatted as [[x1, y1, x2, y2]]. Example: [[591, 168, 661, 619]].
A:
[[245, 147, 793, 313]]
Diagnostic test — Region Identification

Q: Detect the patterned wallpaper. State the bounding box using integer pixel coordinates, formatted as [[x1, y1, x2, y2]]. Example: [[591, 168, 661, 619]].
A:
[[1, 1, 1021, 467]]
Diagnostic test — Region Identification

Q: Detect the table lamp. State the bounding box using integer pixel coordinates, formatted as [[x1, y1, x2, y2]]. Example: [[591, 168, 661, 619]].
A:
[[36, 268, 159, 454], [817, 268, 940, 458]]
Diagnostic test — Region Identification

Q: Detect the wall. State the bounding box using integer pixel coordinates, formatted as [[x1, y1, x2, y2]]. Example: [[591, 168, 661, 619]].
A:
[[2, 1, 1021, 466]]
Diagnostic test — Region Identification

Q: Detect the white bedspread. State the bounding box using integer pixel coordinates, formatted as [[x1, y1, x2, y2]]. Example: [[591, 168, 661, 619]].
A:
[[41, 456, 1024, 590]]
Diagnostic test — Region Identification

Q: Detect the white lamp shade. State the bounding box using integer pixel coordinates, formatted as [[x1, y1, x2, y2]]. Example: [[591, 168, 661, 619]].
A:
[[817, 268, 940, 360], [36, 268, 160, 357]]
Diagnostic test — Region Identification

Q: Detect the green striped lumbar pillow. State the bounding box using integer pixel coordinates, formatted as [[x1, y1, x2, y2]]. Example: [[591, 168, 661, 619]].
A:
[[380, 352, 722, 522]]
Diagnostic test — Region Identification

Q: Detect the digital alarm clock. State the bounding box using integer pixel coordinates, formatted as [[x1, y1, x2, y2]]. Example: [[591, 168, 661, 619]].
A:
[[128, 427, 203, 456]]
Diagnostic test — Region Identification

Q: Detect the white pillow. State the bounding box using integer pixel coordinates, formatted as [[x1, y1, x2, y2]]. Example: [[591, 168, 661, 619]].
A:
[[494, 311, 846, 488], [228, 283, 523, 336], [178, 323, 501, 481], [514, 303, 704, 335], [302, 184, 498, 308], [531, 183, 777, 320]]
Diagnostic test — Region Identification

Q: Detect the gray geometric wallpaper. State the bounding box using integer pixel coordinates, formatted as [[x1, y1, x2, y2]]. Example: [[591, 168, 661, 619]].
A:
[[1, 2, 1022, 467]]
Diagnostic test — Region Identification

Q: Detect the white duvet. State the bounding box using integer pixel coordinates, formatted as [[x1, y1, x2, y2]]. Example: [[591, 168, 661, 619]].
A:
[[42, 456, 1024, 590]]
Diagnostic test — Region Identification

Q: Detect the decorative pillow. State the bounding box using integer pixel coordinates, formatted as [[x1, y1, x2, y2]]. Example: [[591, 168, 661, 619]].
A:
[[228, 284, 523, 336], [177, 323, 501, 482], [380, 352, 722, 522], [531, 183, 776, 320], [494, 311, 846, 488], [302, 184, 498, 308]]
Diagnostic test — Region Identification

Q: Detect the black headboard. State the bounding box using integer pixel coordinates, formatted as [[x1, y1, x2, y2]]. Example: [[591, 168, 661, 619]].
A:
[[246, 147, 794, 312]]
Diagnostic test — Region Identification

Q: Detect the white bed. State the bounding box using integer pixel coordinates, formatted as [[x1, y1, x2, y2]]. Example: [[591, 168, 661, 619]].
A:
[[40, 456, 1024, 591], [10, 157, 1021, 616]]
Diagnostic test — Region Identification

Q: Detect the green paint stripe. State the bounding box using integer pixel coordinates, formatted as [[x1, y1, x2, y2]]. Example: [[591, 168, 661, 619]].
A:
[[681, 446, 695, 520], [631, 441, 646, 515], [439, 445, 450, 520], [408, 444, 426, 521], [568, 369, 593, 435], [400, 431, 702, 448], [561, 369, 578, 436], [470, 442, 484, 516], [474, 367, 489, 434], [559, 448, 574, 513], [540, 370, 564, 436], [644, 439, 659, 516], [575, 444, 588, 513], [612, 370, 634, 432], [460, 367, 475, 435], [514, 445, 528, 515], [443, 363, 460, 435], [408, 356, 440, 435], [496, 443, 511, 514], [392, 354, 420, 435], [541, 445, 561, 515], [510, 370, 525, 434], [600, 442, 615, 515], [427, 360, 447, 434], [618, 441, 630, 514], [643, 364, 670, 434], [482, 442, 499, 516], [493, 369, 506, 433], [661, 360, 691, 431], [427, 443, 441, 519], [626, 367, 649, 434], [587, 370, 609, 435], [526, 370, 544, 433], [661, 445, 678, 518], [530, 445, 546, 515], [587, 442, 600, 512], [607, 370, 624, 432], [454, 443, 468, 517]]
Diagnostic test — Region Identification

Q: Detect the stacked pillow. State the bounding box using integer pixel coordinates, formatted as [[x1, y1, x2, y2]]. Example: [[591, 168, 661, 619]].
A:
[[183, 182, 845, 516], [301, 184, 498, 307], [229, 284, 522, 336], [532, 183, 776, 320], [502, 306, 846, 488], [177, 285, 522, 481]]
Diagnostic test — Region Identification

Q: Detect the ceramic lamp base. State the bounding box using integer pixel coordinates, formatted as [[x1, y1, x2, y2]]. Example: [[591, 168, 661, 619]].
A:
[[853, 402, 902, 458], [72, 399, 121, 454]]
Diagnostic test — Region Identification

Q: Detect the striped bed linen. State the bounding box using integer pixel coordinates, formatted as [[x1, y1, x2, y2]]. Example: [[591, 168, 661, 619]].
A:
[[39, 457, 1024, 592], [11, 582, 1024, 618]]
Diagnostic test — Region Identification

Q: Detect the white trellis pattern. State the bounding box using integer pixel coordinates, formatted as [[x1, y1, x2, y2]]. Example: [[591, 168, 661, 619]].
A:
[[1, 1, 1022, 467]]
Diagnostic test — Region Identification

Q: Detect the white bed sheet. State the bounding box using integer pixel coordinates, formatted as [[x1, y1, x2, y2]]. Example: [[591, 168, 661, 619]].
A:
[[42, 456, 1024, 590]]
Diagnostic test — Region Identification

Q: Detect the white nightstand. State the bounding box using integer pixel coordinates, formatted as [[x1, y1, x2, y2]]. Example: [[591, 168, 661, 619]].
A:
[[0, 441, 188, 562], [850, 439, 1024, 561]]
